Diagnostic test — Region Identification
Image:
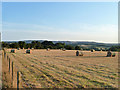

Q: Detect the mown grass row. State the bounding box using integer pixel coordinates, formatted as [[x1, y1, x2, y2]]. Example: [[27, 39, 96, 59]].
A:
[[6, 50, 118, 88]]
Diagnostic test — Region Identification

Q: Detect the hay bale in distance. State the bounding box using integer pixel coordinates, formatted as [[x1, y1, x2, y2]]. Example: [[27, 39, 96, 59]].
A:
[[79, 52, 83, 56], [106, 51, 112, 57], [11, 49, 16, 53], [17, 48, 20, 50], [46, 48, 50, 51], [91, 49, 95, 52], [112, 53, 116, 57], [76, 51, 79, 56], [26, 49, 31, 54], [62, 48, 66, 51]]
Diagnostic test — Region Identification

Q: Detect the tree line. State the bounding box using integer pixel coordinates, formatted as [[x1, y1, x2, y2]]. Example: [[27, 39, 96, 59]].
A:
[[109, 45, 120, 51], [2, 41, 81, 50], [2, 41, 120, 51]]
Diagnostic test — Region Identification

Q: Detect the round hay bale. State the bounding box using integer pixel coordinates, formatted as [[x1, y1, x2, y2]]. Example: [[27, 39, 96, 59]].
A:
[[11, 49, 16, 53], [76, 51, 79, 56], [79, 52, 83, 56], [17, 48, 20, 50], [62, 48, 66, 51], [106, 51, 112, 57], [112, 53, 116, 57], [46, 48, 50, 51], [91, 49, 95, 52], [26, 49, 31, 54]]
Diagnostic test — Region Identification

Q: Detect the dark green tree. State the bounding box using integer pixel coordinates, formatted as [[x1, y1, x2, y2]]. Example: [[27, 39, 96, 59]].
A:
[[75, 46, 81, 50], [9, 42, 19, 48], [31, 41, 37, 49], [18, 41, 26, 49], [55, 43, 65, 49], [36, 42, 43, 49], [25, 43, 31, 49], [2, 42, 10, 48], [41, 41, 54, 49], [65, 45, 74, 50]]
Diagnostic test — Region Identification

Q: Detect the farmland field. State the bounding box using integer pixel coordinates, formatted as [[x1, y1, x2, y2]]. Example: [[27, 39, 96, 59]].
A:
[[4, 49, 119, 88]]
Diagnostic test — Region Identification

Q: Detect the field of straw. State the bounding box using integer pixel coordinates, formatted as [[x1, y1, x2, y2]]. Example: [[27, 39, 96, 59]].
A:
[[3, 49, 118, 88]]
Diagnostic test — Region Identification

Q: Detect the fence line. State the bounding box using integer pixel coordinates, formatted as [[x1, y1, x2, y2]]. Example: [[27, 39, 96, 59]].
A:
[[3, 49, 22, 89]]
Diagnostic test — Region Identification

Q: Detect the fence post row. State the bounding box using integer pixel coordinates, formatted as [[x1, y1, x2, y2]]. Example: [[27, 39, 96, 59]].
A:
[[3, 49, 22, 89]]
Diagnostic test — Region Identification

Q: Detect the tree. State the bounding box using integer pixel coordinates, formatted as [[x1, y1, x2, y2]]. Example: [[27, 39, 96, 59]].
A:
[[75, 46, 81, 50], [65, 45, 74, 50], [25, 43, 31, 49], [18, 41, 26, 49], [55, 43, 65, 49], [2, 42, 10, 48], [41, 41, 54, 49], [109, 46, 119, 51], [36, 42, 43, 49], [9, 42, 19, 48], [31, 41, 37, 49]]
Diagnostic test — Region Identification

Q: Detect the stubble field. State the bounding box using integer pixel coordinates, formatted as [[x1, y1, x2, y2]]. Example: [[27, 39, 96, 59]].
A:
[[4, 49, 118, 88]]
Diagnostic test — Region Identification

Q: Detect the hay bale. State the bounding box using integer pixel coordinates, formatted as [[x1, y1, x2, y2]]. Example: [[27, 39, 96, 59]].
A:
[[91, 49, 95, 52], [112, 53, 116, 57], [62, 48, 66, 51], [80, 48, 83, 51], [79, 52, 83, 56], [26, 49, 31, 54], [76, 51, 79, 56], [106, 51, 112, 57], [17, 48, 20, 50], [46, 48, 50, 51], [11, 49, 16, 53], [31, 48, 34, 49], [30, 64, 34, 67]]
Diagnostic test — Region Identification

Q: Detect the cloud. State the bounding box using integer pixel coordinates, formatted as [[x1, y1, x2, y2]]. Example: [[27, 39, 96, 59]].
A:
[[2, 22, 118, 43]]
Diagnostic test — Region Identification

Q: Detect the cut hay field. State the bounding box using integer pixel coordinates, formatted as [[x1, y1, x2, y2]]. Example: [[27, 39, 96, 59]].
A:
[[4, 49, 119, 88]]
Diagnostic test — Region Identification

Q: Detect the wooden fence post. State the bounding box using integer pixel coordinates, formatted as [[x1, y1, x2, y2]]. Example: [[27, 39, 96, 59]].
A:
[[3, 49, 5, 57], [7, 55, 8, 60], [4, 52, 6, 58], [17, 71, 21, 90], [12, 61, 14, 80], [9, 58, 10, 73]]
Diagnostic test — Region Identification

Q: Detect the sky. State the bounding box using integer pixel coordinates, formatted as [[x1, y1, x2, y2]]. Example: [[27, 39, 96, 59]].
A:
[[2, 2, 118, 43]]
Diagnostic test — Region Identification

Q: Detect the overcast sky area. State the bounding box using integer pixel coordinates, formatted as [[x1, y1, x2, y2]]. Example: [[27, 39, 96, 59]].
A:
[[2, 2, 118, 43]]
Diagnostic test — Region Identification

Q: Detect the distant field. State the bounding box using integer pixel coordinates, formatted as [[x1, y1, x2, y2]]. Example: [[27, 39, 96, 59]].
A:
[[5, 49, 118, 88]]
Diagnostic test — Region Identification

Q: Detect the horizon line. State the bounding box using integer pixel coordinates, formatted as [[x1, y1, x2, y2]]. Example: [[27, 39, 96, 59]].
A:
[[2, 39, 118, 44]]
